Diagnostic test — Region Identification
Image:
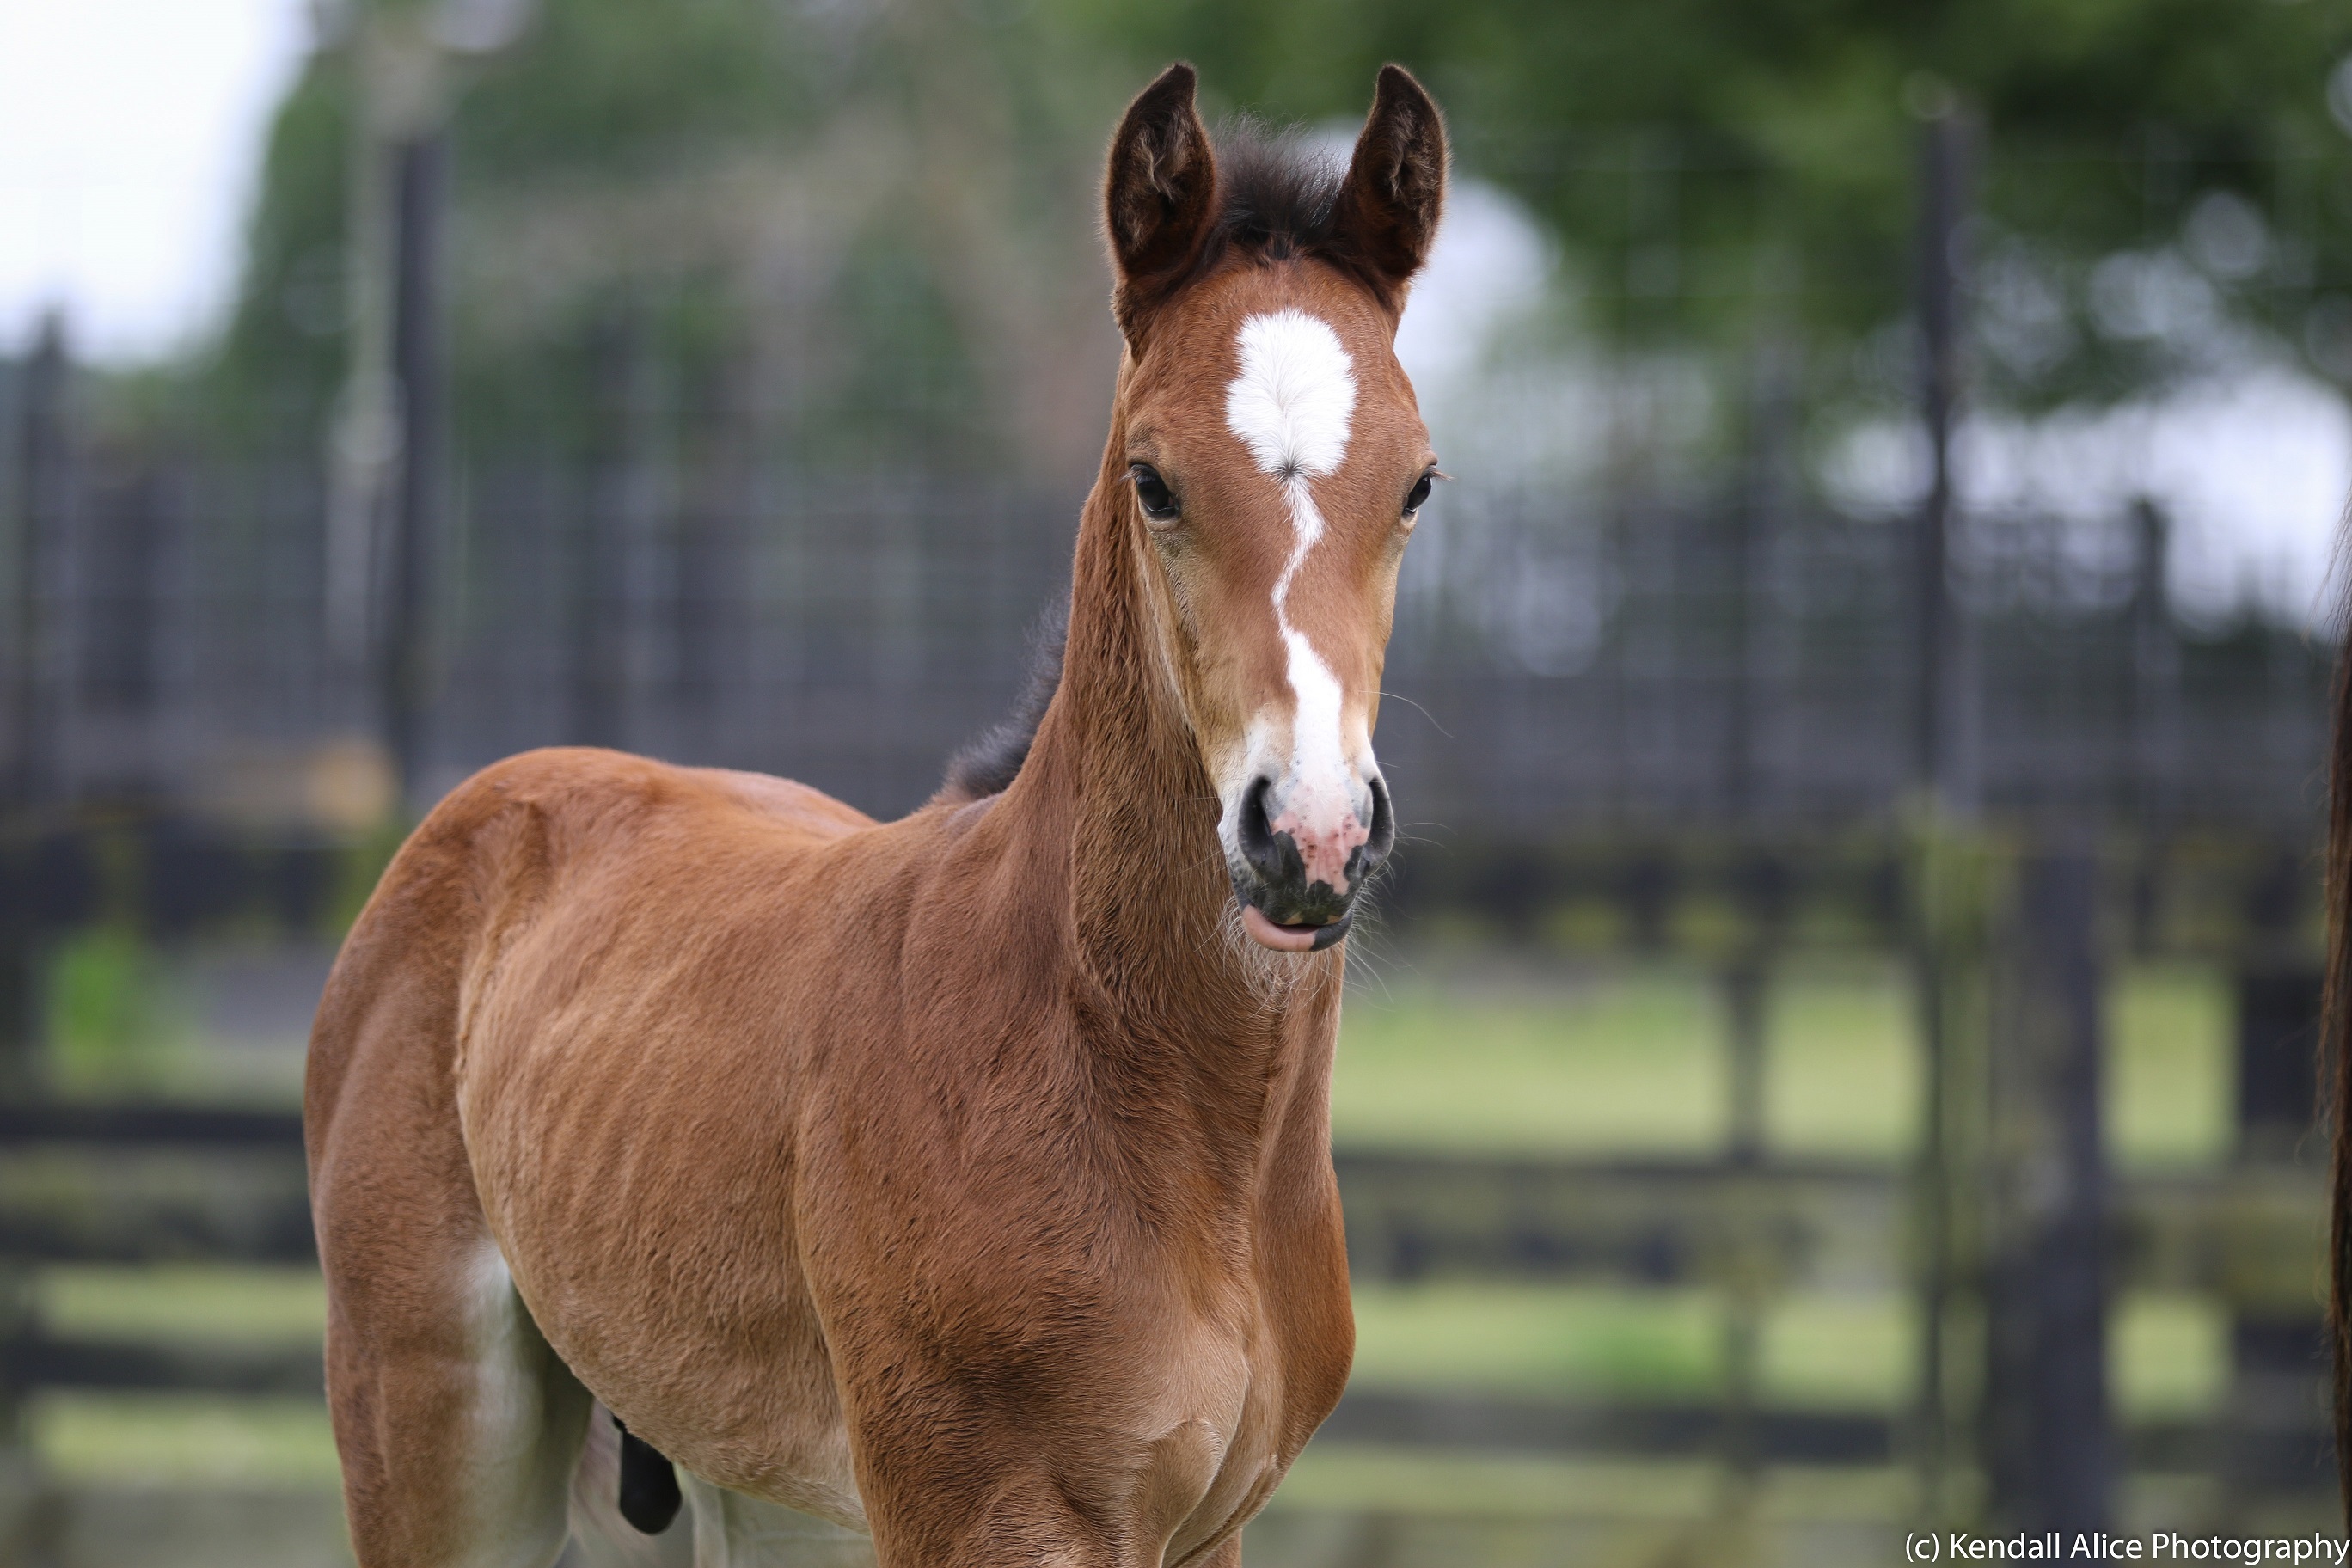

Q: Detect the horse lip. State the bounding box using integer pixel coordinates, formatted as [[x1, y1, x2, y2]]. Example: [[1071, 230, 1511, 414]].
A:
[[1237, 898, 1352, 952], [1306, 910, 1354, 951]]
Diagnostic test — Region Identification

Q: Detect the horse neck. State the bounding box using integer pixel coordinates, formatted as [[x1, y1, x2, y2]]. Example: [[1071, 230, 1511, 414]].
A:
[[1004, 436, 1345, 1107]]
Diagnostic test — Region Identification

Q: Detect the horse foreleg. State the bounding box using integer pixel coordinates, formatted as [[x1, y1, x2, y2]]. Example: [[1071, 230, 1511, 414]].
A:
[[1180, 1534, 1244, 1568]]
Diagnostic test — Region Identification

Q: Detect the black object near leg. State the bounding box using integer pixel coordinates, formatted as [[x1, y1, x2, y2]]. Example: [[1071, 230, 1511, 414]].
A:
[[616, 1417, 683, 1534]]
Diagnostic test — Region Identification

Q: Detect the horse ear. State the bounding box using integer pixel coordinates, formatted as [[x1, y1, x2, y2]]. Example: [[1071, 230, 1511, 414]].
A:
[[1329, 64, 1448, 310], [1106, 63, 1217, 339]]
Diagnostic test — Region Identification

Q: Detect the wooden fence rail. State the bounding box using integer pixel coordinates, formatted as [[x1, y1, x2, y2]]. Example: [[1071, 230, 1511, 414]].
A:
[[0, 1103, 2328, 1487]]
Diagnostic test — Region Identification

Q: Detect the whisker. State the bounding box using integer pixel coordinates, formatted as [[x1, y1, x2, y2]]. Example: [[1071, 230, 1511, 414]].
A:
[[1203, 900, 1327, 1008], [1340, 915, 1399, 1003], [1179, 840, 1230, 874], [1376, 689, 1451, 738]]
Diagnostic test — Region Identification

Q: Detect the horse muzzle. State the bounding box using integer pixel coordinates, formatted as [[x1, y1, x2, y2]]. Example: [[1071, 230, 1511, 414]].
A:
[[1228, 773, 1394, 952]]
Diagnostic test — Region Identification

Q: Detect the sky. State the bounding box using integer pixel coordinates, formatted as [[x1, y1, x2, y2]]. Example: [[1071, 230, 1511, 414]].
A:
[[1, 0, 2345, 628], [0, 0, 314, 362], [1819, 362, 2352, 628], [1405, 178, 2352, 631]]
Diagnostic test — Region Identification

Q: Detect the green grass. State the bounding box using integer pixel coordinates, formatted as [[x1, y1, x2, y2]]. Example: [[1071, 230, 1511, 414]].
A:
[[1763, 968, 1920, 1160], [1335, 957, 2233, 1167], [1347, 1283, 1722, 1400], [1756, 1295, 1909, 1410], [2109, 964, 2233, 1168], [30, 1393, 343, 1486], [21, 1271, 2226, 1490], [1347, 1283, 2225, 1420], [2111, 1293, 2227, 1419], [38, 1265, 326, 1346], [1272, 1447, 1719, 1519], [29, 1267, 339, 1488], [1334, 966, 1728, 1155], [1271, 1446, 1919, 1522], [1332, 958, 1923, 1159]]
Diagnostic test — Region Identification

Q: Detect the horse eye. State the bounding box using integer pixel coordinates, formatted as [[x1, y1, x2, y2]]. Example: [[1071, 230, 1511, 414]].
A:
[[1130, 464, 1179, 522], [1403, 471, 1435, 518]]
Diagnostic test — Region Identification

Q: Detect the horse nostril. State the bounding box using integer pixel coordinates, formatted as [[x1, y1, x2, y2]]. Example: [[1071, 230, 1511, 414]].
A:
[[1363, 775, 1396, 867], [1237, 776, 1290, 883]]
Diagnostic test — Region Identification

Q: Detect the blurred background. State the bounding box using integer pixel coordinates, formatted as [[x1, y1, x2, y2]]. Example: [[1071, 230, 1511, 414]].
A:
[[3, 0, 2352, 1564]]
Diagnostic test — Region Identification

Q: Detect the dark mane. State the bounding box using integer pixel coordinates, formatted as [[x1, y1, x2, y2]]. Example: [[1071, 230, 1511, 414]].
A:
[[1207, 119, 1348, 266], [1111, 117, 1392, 336], [940, 598, 1068, 801]]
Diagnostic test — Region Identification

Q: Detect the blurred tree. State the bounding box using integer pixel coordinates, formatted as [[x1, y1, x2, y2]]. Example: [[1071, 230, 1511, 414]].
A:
[[187, 0, 2352, 463], [184, 64, 353, 452], [1044, 0, 2352, 407], [194, 0, 1132, 477]]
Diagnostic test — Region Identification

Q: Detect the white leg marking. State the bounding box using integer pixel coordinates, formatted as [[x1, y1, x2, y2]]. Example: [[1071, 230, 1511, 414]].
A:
[[458, 1243, 590, 1568]]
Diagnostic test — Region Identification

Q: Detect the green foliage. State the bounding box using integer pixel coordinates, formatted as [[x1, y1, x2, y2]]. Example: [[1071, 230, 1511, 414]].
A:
[[456, 0, 831, 171], [1334, 969, 1730, 1155], [184, 0, 1131, 468], [197, 64, 353, 451], [45, 928, 176, 1093], [178, 0, 2352, 462], [1044, 0, 2352, 401], [325, 815, 413, 939]]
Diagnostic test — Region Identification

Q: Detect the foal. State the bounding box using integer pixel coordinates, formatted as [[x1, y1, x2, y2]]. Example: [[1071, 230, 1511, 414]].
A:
[[306, 62, 1446, 1567]]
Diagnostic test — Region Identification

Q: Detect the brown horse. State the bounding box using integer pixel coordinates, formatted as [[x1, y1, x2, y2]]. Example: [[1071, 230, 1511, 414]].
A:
[[305, 62, 1446, 1567]]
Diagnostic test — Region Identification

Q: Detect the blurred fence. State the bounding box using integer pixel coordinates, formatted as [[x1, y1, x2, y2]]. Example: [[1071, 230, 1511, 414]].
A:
[[0, 352, 2330, 837]]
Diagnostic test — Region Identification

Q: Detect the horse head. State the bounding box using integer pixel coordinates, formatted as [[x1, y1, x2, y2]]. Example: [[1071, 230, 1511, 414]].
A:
[[1100, 63, 1447, 952]]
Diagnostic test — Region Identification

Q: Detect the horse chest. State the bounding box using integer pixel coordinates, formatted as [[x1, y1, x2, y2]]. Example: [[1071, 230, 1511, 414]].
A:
[[1143, 1333, 1293, 1562], [1095, 1234, 1351, 1559]]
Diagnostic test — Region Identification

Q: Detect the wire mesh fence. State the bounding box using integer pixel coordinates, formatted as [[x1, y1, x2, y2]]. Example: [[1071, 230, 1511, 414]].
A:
[[0, 411, 2330, 842]]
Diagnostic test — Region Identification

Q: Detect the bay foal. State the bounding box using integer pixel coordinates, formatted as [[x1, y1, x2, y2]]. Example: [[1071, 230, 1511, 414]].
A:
[[306, 63, 1447, 1567]]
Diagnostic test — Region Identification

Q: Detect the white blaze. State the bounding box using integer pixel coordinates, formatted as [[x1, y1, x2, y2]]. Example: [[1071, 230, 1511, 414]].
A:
[[1223, 309, 1369, 889]]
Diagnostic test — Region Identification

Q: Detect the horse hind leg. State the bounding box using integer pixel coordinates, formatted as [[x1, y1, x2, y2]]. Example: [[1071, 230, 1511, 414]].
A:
[[324, 1233, 592, 1568]]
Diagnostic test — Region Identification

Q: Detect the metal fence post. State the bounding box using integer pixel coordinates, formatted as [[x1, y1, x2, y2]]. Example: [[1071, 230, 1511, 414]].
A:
[[1718, 955, 1769, 1501], [0, 319, 72, 1102], [1914, 103, 1972, 819], [381, 131, 445, 805], [572, 303, 661, 751], [0, 330, 60, 1536], [7, 318, 69, 815], [1911, 93, 1979, 1522], [2226, 853, 2327, 1504], [2129, 500, 2180, 829], [1981, 847, 2112, 1531]]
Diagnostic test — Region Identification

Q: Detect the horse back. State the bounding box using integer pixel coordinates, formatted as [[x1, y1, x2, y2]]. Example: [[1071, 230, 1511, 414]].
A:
[[309, 744, 875, 1161]]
